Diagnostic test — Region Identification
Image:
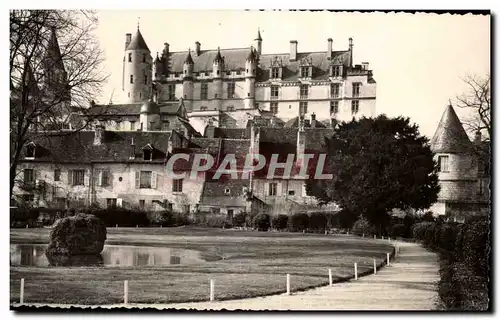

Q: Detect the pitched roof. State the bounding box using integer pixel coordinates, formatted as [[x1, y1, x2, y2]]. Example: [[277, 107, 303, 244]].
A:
[[167, 47, 251, 73], [199, 179, 250, 207], [431, 105, 473, 153], [20, 131, 171, 163], [126, 28, 150, 51]]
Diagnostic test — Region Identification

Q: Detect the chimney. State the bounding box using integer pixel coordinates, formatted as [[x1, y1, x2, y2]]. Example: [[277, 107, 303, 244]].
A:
[[475, 131, 482, 144], [311, 113, 317, 128], [129, 137, 136, 159], [94, 124, 104, 145], [362, 62, 369, 70], [290, 40, 298, 61], [195, 41, 201, 56], [125, 33, 132, 50], [348, 37, 353, 67], [327, 38, 333, 60], [163, 42, 170, 56]]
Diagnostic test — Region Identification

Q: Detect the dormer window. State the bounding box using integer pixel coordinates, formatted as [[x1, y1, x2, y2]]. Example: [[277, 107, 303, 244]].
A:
[[25, 143, 36, 159], [331, 65, 342, 78], [143, 144, 154, 161], [271, 68, 279, 79]]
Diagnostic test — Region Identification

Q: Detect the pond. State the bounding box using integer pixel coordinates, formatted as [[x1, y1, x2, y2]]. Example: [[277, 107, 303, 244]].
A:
[[10, 244, 207, 267]]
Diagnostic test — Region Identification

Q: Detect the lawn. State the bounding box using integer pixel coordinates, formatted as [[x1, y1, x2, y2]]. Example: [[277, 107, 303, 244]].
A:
[[10, 227, 393, 305]]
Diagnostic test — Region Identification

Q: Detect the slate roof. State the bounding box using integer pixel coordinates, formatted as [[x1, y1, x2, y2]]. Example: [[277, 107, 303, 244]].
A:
[[213, 128, 249, 139], [431, 105, 473, 153], [44, 28, 65, 71], [20, 131, 171, 163], [284, 116, 327, 128], [199, 179, 250, 207], [167, 48, 252, 73], [126, 28, 150, 51]]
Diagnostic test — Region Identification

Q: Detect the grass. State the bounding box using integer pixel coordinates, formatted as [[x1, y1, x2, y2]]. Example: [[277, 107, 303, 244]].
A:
[[10, 227, 393, 305]]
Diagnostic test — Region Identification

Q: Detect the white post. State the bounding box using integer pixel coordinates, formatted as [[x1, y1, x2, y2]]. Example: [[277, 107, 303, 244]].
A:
[[26, 224, 28, 229], [136, 225, 138, 228], [346, 231, 349, 235], [115, 224, 118, 228], [20, 278, 25, 304], [382, 236, 384, 240], [373, 259, 377, 274], [286, 274, 291, 295], [328, 268, 333, 286], [210, 279, 215, 302], [373, 235, 376, 239], [354, 263, 358, 280], [124, 280, 128, 304], [362, 233, 365, 238], [388, 237, 391, 243], [325, 230, 327, 235], [387, 253, 390, 266]]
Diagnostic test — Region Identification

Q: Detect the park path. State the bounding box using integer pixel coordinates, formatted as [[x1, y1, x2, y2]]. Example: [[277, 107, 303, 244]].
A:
[[13, 241, 440, 311]]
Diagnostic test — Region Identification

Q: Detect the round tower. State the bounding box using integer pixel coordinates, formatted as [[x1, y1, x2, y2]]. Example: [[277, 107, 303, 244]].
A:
[[139, 99, 160, 131], [153, 53, 163, 81], [254, 28, 262, 56], [212, 47, 224, 110], [430, 104, 478, 215], [182, 49, 194, 112], [123, 26, 152, 103], [244, 47, 257, 109]]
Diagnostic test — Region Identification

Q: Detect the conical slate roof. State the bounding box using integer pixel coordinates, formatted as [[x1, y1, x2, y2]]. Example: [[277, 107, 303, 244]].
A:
[[246, 47, 257, 61], [184, 49, 194, 64], [431, 104, 473, 153], [45, 27, 65, 71], [126, 28, 150, 51], [213, 47, 223, 63], [255, 29, 262, 41]]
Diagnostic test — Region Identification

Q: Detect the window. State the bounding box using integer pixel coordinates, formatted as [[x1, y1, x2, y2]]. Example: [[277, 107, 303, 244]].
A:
[[331, 65, 341, 77], [128, 53, 132, 62], [268, 182, 277, 196], [351, 100, 359, 114], [54, 169, 60, 181], [227, 209, 234, 220], [139, 92, 142, 99], [130, 75, 133, 84], [300, 66, 310, 78], [299, 84, 308, 99], [352, 82, 361, 97], [173, 179, 183, 193], [24, 169, 34, 184], [331, 83, 340, 98], [26, 145, 35, 158], [438, 155, 449, 172], [98, 170, 109, 187], [270, 102, 278, 114], [299, 102, 308, 115], [200, 106, 208, 111], [288, 190, 295, 196], [144, 75, 147, 85], [183, 205, 190, 214], [143, 149, 152, 161], [130, 121, 136, 131], [142, 54, 146, 63], [22, 194, 34, 204], [271, 86, 279, 99], [226, 71, 231, 75], [107, 198, 117, 209], [271, 67, 280, 79], [330, 101, 339, 114], [162, 121, 170, 131], [227, 82, 235, 98], [139, 200, 145, 210], [168, 84, 175, 101], [200, 83, 208, 100], [139, 171, 152, 188], [227, 105, 234, 112], [224, 188, 231, 195], [216, 70, 220, 75], [72, 170, 85, 186]]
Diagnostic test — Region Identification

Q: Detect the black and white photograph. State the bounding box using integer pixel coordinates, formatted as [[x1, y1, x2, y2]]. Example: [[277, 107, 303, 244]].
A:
[[8, 7, 492, 313]]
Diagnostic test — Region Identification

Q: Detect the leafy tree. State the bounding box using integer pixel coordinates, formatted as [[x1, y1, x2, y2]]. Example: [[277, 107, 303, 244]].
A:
[[306, 115, 440, 231]]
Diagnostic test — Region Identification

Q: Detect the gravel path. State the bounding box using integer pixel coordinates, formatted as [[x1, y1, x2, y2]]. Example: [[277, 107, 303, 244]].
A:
[[12, 240, 440, 311]]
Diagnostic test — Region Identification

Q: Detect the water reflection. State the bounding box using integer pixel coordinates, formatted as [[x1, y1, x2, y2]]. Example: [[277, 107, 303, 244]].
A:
[[10, 244, 205, 267]]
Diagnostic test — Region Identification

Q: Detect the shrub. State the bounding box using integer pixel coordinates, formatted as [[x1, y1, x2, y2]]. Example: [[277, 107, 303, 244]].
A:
[[10, 207, 41, 228], [288, 212, 309, 232], [91, 208, 149, 227], [461, 220, 489, 278], [272, 214, 289, 231], [253, 213, 271, 231], [412, 221, 433, 240], [147, 211, 172, 227], [308, 212, 328, 232], [233, 212, 247, 227], [351, 215, 375, 236], [205, 215, 227, 228], [422, 211, 435, 222], [390, 224, 406, 238]]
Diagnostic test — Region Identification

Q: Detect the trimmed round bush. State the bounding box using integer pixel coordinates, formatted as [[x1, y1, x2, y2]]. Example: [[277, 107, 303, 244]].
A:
[[45, 213, 107, 266], [288, 212, 309, 232], [233, 212, 247, 227], [351, 215, 375, 236], [272, 214, 288, 231], [253, 213, 271, 231], [309, 212, 328, 232]]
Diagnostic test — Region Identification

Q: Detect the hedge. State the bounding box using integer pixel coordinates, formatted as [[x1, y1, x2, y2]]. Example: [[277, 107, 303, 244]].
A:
[[253, 213, 271, 231], [272, 214, 288, 231], [233, 212, 247, 227], [288, 213, 309, 232], [308, 212, 328, 232]]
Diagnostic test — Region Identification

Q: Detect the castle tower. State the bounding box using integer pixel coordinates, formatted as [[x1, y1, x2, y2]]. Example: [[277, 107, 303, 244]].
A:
[[212, 47, 224, 110], [244, 47, 257, 109], [139, 99, 160, 131], [430, 104, 478, 216], [254, 28, 262, 56], [123, 26, 152, 103], [152, 53, 163, 81], [182, 49, 194, 112]]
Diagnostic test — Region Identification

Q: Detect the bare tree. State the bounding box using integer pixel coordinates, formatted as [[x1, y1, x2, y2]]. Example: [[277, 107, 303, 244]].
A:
[[10, 10, 108, 200], [455, 73, 491, 141]]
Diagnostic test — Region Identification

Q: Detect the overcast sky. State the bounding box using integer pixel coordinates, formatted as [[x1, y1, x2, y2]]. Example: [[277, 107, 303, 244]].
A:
[[94, 10, 490, 139]]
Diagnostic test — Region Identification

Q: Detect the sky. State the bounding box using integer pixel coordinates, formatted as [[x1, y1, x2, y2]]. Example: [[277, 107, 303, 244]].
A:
[[93, 10, 490, 139]]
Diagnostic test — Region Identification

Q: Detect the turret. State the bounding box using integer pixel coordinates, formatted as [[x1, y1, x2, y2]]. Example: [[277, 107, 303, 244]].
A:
[[139, 99, 160, 131], [182, 49, 194, 112], [254, 28, 262, 56], [123, 26, 152, 103], [153, 53, 163, 81], [244, 47, 257, 109], [212, 47, 224, 110]]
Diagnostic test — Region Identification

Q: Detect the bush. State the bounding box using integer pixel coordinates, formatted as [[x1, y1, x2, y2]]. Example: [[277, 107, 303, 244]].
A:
[[461, 220, 489, 278], [422, 211, 435, 222], [308, 212, 328, 232], [272, 214, 288, 231], [253, 213, 271, 231], [147, 211, 172, 227], [288, 212, 309, 232], [90, 208, 149, 227], [205, 215, 227, 228], [233, 212, 247, 227], [351, 215, 375, 236], [10, 207, 41, 228], [390, 224, 406, 238], [412, 221, 433, 240]]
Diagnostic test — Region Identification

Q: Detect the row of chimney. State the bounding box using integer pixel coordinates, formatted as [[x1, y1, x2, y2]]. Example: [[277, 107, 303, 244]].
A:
[[290, 38, 354, 62]]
